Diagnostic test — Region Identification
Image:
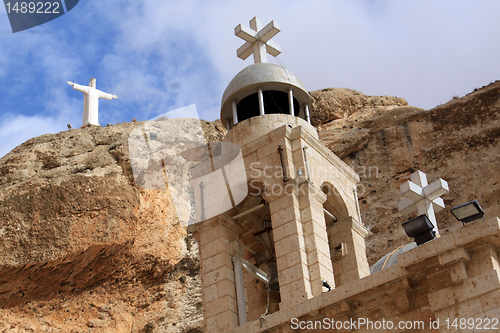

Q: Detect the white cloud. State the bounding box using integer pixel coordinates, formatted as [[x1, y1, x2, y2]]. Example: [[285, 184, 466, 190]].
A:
[[1, 0, 500, 157], [0, 85, 81, 158], [0, 114, 64, 158]]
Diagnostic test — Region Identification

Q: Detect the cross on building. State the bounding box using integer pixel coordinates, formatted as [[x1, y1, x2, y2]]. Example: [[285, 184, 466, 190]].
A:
[[398, 170, 449, 235], [235, 16, 281, 64]]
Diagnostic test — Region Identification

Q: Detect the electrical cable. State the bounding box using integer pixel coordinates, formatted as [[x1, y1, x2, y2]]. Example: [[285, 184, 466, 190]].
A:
[[381, 245, 405, 270]]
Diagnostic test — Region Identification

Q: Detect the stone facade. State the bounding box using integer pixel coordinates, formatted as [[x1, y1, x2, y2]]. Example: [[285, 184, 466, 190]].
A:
[[191, 114, 372, 331], [228, 217, 500, 333], [192, 113, 500, 332], [193, 215, 241, 332]]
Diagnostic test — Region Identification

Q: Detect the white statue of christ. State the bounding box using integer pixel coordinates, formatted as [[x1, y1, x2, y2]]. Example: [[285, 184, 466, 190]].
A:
[[67, 78, 118, 126]]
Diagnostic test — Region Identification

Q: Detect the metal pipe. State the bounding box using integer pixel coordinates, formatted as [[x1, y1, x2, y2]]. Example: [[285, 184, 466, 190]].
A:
[[258, 86, 265, 116], [233, 255, 269, 283], [233, 258, 247, 325], [277, 145, 290, 182], [302, 146, 312, 183], [232, 203, 265, 220], [288, 88, 294, 115], [323, 208, 337, 222], [232, 100, 238, 125]]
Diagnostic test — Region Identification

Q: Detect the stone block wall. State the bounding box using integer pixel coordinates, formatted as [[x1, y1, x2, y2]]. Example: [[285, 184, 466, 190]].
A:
[[227, 217, 500, 333], [193, 216, 242, 332], [223, 114, 318, 148], [194, 115, 371, 331]]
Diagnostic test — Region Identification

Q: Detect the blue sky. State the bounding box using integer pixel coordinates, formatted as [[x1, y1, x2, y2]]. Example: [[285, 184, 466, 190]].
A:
[[1, 0, 499, 157]]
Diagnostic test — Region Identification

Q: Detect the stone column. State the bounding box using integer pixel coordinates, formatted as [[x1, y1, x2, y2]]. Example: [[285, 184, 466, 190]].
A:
[[267, 190, 312, 307], [232, 100, 238, 125], [298, 183, 336, 296], [192, 215, 240, 332], [258, 87, 265, 116], [304, 105, 311, 124]]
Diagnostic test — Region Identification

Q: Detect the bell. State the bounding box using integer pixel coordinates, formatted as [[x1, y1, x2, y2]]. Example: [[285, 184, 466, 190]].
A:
[[267, 258, 280, 291]]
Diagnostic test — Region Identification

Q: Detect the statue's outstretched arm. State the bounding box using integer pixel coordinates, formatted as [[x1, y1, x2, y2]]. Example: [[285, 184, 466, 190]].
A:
[[97, 90, 116, 100], [71, 82, 88, 93]]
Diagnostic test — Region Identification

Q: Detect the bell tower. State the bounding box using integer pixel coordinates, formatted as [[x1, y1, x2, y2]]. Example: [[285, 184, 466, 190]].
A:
[[190, 17, 370, 332]]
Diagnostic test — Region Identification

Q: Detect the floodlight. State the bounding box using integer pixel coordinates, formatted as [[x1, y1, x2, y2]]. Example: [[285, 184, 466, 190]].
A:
[[451, 200, 484, 224], [402, 214, 436, 246]]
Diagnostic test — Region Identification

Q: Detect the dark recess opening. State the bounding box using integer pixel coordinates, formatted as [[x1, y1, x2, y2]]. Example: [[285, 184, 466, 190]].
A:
[[236, 90, 300, 123]]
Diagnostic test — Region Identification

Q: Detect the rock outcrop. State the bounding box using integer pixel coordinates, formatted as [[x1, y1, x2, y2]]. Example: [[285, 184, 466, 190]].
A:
[[0, 120, 226, 332], [0, 81, 499, 331], [313, 83, 500, 264], [310, 87, 408, 127]]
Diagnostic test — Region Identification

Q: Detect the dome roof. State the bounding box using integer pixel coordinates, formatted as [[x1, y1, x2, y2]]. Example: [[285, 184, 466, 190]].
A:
[[369, 242, 417, 274], [220, 63, 311, 127]]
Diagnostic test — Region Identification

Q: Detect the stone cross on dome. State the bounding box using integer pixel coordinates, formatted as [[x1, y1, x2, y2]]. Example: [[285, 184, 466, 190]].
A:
[[398, 170, 449, 235], [235, 17, 281, 64]]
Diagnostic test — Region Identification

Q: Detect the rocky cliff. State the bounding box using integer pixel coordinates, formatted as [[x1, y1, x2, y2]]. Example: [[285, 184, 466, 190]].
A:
[[311, 82, 500, 263], [0, 81, 499, 331], [0, 120, 226, 332]]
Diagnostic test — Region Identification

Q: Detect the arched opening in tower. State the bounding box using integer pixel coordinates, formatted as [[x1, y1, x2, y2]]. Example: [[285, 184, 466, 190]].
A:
[[233, 190, 281, 320], [321, 182, 350, 287], [236, 90, 300, 123]]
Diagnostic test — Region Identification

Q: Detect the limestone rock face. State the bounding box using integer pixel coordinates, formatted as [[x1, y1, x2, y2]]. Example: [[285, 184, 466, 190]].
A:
[[314, 83, 500, 264], [0, 120, 225, 332], [310, 88, 408, 127]]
